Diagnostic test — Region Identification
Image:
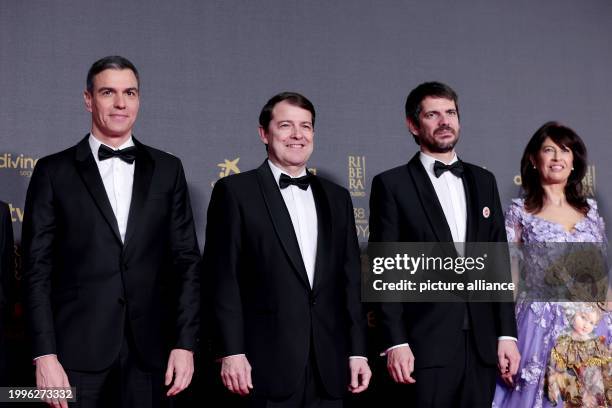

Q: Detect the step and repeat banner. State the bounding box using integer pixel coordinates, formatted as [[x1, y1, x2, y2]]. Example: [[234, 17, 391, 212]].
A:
[[1, 0, 611, 404]]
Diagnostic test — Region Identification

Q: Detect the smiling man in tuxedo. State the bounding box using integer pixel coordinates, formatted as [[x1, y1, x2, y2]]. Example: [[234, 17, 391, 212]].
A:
[[22, 56, 200, 407], [369, 82, 520, 407], [204, 92, 371, 407]]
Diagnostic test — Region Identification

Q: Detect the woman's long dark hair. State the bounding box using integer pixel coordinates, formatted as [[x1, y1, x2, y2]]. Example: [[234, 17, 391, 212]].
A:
[[520, 121, 589, 215]]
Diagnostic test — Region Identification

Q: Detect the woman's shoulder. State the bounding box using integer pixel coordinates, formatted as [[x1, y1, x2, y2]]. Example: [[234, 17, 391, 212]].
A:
[[510, 197, 525, 208], [586, 197, 598, 213], [584, 198, 606, 231], [506, 198, 527, 220]]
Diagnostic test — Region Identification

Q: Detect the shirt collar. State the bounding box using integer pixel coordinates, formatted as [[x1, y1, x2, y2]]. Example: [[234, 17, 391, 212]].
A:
[[419, 151, 459, 177], [89, 133, 135, 163], [267, 159, 307, 188]]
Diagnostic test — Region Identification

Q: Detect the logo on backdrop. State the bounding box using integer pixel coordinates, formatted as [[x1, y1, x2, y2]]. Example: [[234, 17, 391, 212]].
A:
[[8, 202, 24, 224], [217, 158, 241, 178], [582, 165, 596, 196], [348, 155, 368, 240], [0, 152, 38, 177], [513, 165, 596, 196], [354, 207, 369, 240], [211, 157, 241, 187], [348, 155, 366, 198]]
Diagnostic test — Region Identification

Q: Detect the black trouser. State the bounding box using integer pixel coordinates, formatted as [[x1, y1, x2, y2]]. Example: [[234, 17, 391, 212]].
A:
[[406, 330, 496, 408], [66, 333, 168, 408], [249, 347, 342, 408]]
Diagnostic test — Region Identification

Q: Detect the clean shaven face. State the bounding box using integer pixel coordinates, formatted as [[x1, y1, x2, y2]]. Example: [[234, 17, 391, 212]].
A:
[[534, 137, 574, 186], [259, 100, 314, 176], [84, 68, 140, 146]]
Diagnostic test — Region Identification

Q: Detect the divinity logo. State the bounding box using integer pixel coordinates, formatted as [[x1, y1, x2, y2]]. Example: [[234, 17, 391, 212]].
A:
[[0, 153, 39, 177]]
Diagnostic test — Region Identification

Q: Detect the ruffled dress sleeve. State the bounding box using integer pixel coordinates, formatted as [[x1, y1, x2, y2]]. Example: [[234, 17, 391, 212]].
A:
[[505, 198, 525, 243]]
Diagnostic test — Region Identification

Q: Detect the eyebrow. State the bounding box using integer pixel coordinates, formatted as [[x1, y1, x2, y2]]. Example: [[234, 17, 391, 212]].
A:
[[542, 144, 568, 150], [278, 120, 312, 125], [97, 87, 139, 93], [424, 108, 456, 113]]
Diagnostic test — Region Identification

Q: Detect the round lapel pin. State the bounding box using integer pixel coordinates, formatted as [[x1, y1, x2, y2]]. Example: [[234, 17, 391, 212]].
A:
[[482, 206, 490, 219]]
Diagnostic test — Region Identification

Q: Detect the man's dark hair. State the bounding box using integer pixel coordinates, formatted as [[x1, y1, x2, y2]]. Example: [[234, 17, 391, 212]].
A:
[[258, 92, 315, 131], [520, 121, 589, 215], [86, 56, 139, 93], [405, 82, 459, 137]]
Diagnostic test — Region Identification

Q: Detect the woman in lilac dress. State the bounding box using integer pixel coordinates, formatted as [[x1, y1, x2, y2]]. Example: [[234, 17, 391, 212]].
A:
[[493, 122, 610, 408]]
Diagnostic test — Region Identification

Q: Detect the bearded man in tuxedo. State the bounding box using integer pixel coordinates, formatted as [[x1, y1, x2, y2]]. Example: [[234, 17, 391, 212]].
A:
[[369, 82, 520, 407]]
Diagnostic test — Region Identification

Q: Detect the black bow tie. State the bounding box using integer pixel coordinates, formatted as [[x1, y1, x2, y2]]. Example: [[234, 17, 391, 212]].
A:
[[98, 144, 138, 164], [279, 173, 312, 190], [433, 160, 464, 178]]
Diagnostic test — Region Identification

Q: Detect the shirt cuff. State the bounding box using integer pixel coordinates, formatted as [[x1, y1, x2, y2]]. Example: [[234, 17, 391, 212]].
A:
[[33, 354, 57, 364], [215, 353, 246, 363], [380, 343, 409, 357], [349, 356, 368, 361], [498, 336, 518, 342]]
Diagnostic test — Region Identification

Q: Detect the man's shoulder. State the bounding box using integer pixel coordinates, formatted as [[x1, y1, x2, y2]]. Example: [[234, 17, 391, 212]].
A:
[[375, 164, 410, 180], [34, 144, 79, 171], [314, 174, 350, 197], [461, 160, 496, 181], [371, 164, 412, 192], [213, 168, 259, 190], [138, 144, 182, 167]]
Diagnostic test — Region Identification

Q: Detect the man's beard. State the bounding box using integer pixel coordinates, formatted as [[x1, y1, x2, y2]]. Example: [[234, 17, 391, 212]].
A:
[[422, 126, 459, 153]]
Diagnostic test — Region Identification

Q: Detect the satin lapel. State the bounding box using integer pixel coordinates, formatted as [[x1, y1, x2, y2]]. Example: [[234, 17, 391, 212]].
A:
[[407, 154, 454, 242], [310, 176, 331, 293], [256, 162, 311, 291], [123, 139, 154, 249], [74, 136, 122, 244]]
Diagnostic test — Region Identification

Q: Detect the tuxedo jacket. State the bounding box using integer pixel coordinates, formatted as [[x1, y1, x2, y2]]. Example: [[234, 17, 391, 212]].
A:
[[22, 136, 200, 371], [369, 153, 517, 368], [0, 201, 13, 310], [203, 161, 367, 399]]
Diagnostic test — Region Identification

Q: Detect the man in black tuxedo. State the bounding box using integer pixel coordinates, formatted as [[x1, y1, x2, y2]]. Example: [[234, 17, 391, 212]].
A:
[[22, 56, 200, 407], [204, 92, 371, 407], [0, 201, 14, 386], [369, 82, 520, 407]]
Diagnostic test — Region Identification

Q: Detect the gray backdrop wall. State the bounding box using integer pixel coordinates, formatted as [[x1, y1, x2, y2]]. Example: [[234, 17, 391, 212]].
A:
[[1, 0, 611, 398], [2, 0, 611, 248]]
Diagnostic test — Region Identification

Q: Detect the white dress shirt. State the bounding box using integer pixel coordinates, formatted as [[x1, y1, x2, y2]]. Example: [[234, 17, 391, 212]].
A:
[[267, 160, 318, 287], [89, 134, 135, 243], [419, 152, 467, 244]]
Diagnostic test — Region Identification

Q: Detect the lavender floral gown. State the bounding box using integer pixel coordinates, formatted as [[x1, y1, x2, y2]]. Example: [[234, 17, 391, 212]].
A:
[[492, 198, 610, 408]]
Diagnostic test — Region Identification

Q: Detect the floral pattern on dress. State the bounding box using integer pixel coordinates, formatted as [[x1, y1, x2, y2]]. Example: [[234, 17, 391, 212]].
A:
[[493, 198, 610, 408]]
